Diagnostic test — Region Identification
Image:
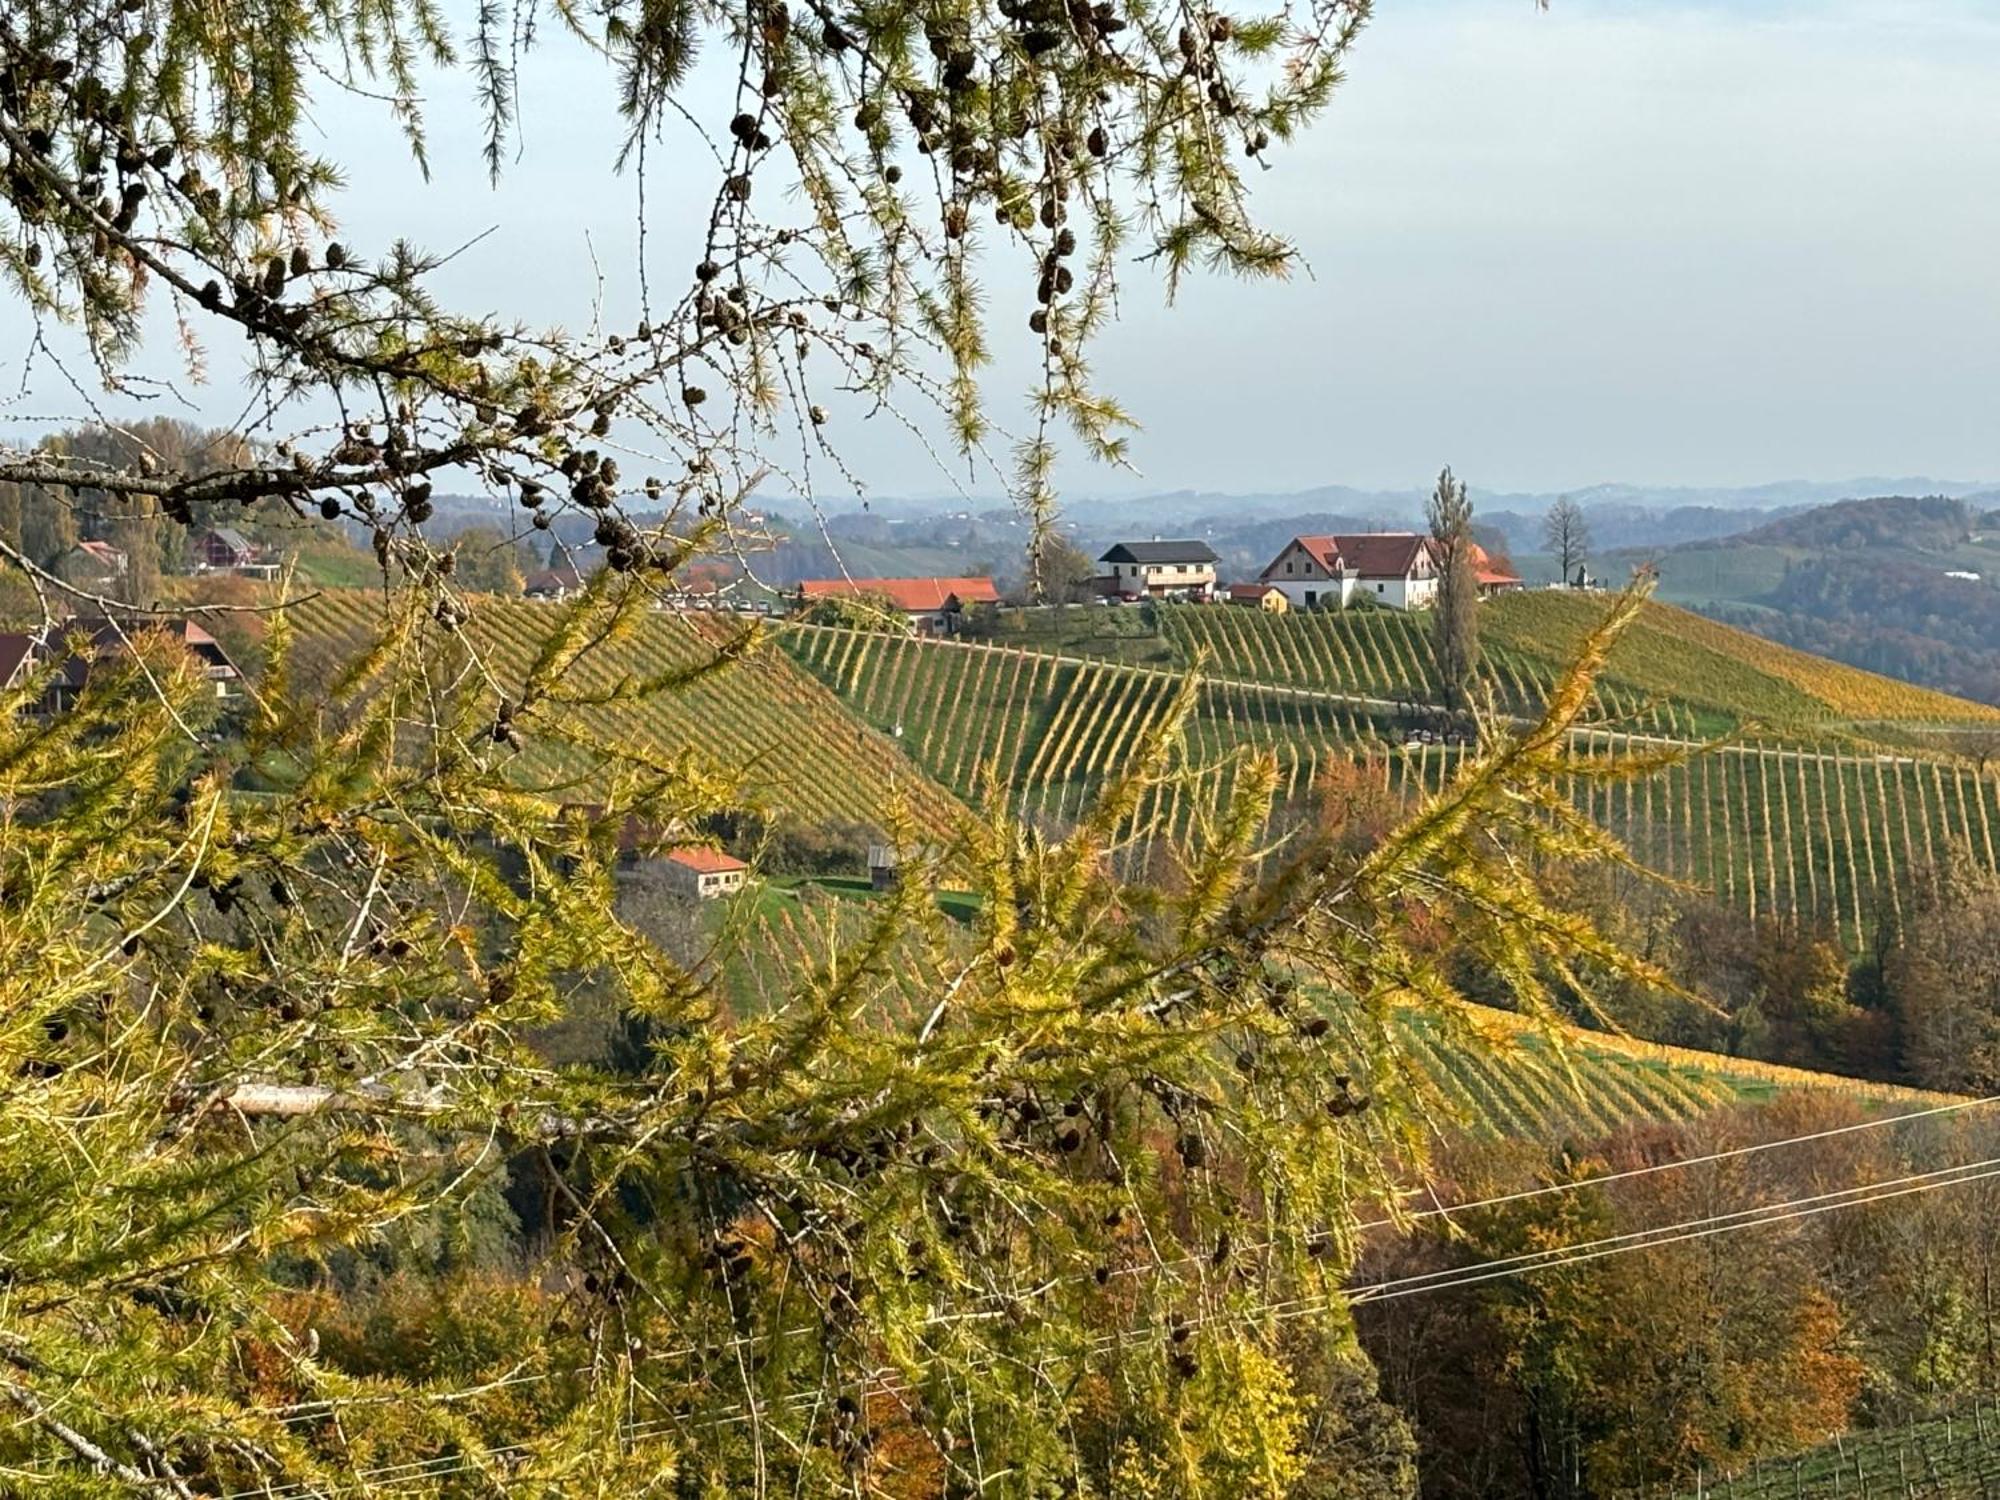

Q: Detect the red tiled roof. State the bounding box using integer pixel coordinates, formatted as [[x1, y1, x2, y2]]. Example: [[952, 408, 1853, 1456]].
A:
[[798, 576, 1001, 612], [666, 846, 749, 875], [1227, 582, 1282, 600], [1266, 533, 1434, 581], [75, 539, 124, 562], [1466, 543, 1521, 587]]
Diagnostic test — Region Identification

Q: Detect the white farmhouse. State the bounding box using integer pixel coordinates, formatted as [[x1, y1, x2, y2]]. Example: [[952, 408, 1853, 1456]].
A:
[[1257, 533, 1440, 611]]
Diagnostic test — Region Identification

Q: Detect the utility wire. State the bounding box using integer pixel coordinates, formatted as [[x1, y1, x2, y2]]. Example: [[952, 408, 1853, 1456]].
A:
[[209, 1134, 2000, 1499], [252, 1087, 2000, 1423]]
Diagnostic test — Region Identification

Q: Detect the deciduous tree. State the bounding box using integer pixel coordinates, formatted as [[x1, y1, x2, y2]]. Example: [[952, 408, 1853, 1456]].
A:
[[1543, 496, 1591, 587]]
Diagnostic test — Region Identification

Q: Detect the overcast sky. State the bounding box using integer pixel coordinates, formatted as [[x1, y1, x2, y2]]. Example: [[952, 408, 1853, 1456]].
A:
[[12, 0, 2000, 502]]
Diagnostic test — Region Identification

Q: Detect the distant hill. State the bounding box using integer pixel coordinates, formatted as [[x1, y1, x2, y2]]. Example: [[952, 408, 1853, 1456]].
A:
[[1594, 495, 2000, 709], [1714, 493, 1973, 553]]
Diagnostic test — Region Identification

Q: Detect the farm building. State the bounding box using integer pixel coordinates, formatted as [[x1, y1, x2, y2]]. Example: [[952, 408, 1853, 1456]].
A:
[[868, 842, 946, 891], [0, 632, 86, 715], [57, 540, 128, 588], [86, 617, 243, 697], [1467, 544, 1524, 597], [796, 576, 1000, 634], [1256, 535, 1521, 611], [0, 617, 241, 713], [1095, 539, 1220, 601], [1258, 533, 1439, 611], [660, 847, 750, 900], [1226, 582, 1290, 613], [193, 527, 263, 572], [524, 565, 590, 600]]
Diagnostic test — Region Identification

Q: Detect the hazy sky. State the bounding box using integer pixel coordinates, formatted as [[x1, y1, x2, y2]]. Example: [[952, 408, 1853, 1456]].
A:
[[12, 0, 2000, 502]]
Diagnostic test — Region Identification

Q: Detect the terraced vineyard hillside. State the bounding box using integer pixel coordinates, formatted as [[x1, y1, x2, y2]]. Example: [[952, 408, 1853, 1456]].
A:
[[1374, 1002, 1940, 1140], [288, 593, 964, 836], [1160, 592, 2000, 739], [783, 626, 2000, 943], [710, 885, 1940, 1139]]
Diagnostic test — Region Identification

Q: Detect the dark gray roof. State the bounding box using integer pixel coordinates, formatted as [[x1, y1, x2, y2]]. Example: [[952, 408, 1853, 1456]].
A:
[[1098, 539, 1219, 566], [206, 526, 254, 554]]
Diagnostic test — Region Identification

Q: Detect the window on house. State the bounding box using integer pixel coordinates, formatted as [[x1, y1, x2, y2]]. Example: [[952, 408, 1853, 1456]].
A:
[[1305, 590, 1317, 607], [1376, 583, 1385, 594]]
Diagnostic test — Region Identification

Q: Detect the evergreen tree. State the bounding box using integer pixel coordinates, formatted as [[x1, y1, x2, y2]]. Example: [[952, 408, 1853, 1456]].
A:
[[1428, 465, 1479, 711], [0, 2, 1696, 1491]]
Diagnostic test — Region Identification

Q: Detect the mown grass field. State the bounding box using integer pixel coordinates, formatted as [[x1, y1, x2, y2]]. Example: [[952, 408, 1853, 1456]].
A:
[[783, 625, 2000, 945], [288, 593, 965, 836]]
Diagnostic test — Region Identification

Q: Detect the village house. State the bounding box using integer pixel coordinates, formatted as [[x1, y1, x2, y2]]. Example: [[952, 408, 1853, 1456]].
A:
[[1095, 539, 1220, 602], [1226, 582, 1290, 613], [0, 617, 242, 715], [796, 576, 1001, 634], [660, 846, 750, 900], [192, 526, 263, 573], [524, 564, 589, 600], [1467, 543, 1524, 597], [0, 632, 85, 715], [867, 842, 947, 892], [1255, 534, 1523, 611], [1257, 533, 1440, 611], [86, 617, 243, 697], [57, 539, 128, 588]]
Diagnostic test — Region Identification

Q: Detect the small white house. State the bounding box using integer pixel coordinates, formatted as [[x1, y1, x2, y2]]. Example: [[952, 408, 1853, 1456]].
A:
[[661, 847, 750, 900]]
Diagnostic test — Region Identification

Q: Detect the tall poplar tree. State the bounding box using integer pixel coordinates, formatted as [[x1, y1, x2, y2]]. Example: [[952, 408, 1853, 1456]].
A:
[[1428, 465, 1480, 712]]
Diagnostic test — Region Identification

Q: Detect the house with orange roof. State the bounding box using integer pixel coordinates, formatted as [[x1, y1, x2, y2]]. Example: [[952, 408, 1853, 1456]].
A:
[[661, 846, 751, 900], [795, 576, 1001, 634]]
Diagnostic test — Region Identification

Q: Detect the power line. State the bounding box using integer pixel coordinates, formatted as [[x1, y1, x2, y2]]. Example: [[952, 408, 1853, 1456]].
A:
[[215, 1139, 2000, 1499], [194, 1091, 2000, 1499]]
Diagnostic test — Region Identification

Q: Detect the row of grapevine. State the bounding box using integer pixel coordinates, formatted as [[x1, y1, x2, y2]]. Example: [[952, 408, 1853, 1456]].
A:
[[1577, 730, 2000, 943], [791, 626, 2000, 946], [1159, 602, 1678, 731], [1683, 1397, 2000, 1498], [290, 594, 965, 836]]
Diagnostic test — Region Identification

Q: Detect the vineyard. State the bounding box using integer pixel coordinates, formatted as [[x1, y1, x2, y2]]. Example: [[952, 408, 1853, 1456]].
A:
[[784, 626, 2000, 944], [1156, 593, 2000, 739], [288, 593, 965, 836], [702, 882, 1929, 1139], [1676, 1398, 2000, 1498], [1371, 1002, 1938, 1141]]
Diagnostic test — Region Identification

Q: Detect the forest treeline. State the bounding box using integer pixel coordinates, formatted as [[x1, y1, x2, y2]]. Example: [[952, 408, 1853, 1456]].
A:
[[1358, 1098, 2000, 1498]]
